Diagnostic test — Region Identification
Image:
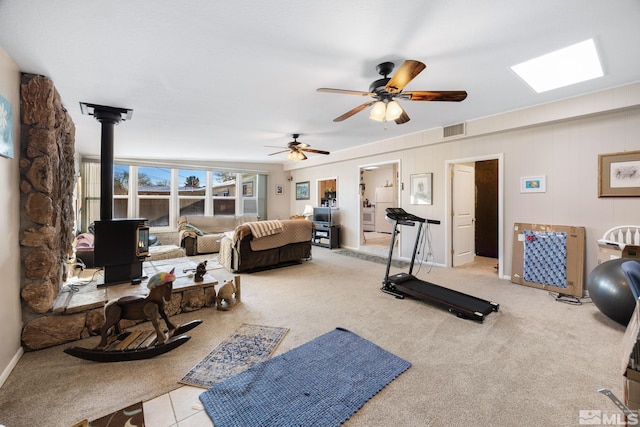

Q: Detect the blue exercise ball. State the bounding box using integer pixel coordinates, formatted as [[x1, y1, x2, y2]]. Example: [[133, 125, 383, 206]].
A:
[[587, 258, 636, 325]]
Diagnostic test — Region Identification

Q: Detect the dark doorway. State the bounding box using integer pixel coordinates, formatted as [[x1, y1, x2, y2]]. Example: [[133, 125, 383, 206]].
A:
[[475, 159, 498, 258]]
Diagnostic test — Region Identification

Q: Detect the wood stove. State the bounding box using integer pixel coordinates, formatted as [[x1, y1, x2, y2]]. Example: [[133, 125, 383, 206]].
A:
[[94, 218, 149, 285], [80, 102, 145, 286]]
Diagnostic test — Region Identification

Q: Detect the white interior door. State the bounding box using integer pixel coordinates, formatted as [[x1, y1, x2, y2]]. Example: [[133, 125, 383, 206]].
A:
[[452, 163, 475, 266]]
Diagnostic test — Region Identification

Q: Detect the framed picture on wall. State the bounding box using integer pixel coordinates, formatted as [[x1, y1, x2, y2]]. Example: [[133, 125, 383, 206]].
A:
[[520, 176, 546, 193], [599, 150, 640, 197], [275, 184, 284, 195], [296, 181, 310, 200], [410, 173, 432, 205], [0, 96, 14, 159]]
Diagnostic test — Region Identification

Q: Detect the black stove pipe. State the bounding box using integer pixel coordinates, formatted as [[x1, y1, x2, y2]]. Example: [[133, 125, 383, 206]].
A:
[[80, 103, 132, 221], [93, 109, 122, 221]]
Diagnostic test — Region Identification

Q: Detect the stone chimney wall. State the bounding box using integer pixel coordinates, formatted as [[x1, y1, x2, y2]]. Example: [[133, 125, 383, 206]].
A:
[[19, 74, 76, 348]]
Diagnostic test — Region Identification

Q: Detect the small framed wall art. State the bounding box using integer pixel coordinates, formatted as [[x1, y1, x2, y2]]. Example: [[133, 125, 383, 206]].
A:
[[275, 184, 284, 195], [296, 181, 310, 200], [0, 95, 13, 159], [598, 150, 640, 197], [410, 173, 432, 205], [520, 176, 546, 193]]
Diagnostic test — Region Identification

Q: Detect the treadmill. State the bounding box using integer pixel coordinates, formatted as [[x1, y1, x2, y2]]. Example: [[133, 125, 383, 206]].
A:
[[382, 207, 499, 322]]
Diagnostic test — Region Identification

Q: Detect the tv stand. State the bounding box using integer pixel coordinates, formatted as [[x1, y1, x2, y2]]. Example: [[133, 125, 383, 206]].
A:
[[313, 224, 340, 249]]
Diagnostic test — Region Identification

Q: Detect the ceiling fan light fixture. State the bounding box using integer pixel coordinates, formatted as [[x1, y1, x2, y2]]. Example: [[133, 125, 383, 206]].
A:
[[320, 59, 466, 124], [369, 101, 387, 121], [287, 150, 307, 161], [385, 100, 403, 121]]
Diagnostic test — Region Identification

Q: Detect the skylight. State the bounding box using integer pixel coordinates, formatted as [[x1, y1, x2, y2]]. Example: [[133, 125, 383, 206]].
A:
[[511, 39, 603, 93]]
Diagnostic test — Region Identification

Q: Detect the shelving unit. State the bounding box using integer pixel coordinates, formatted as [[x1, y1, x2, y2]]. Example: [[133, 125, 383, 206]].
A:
[[313, 224, 340, 249]]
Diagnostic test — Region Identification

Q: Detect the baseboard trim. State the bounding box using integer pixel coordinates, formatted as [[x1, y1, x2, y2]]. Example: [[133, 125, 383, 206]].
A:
[[0, 346, 24, 389]]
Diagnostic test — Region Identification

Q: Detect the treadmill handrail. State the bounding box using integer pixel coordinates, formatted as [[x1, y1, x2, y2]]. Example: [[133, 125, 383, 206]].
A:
[[385, 208, 425, 223], [398, 220, 416, 226]]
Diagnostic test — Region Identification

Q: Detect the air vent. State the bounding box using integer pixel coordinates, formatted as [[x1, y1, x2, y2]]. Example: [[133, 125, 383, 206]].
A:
[[443, 122, 465, 138]]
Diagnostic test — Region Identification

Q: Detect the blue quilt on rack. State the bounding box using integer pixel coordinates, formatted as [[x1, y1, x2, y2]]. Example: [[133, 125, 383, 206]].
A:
[[523, 229, 567, 288]]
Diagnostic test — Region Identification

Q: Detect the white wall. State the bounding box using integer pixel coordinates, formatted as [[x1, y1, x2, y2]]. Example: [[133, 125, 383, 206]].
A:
[[0, 47, 23, 386], [286, 83, 640, 280]]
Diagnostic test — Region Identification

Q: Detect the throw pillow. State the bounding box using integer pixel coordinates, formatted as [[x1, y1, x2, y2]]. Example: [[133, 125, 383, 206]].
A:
[[181, 223, 205, 236]]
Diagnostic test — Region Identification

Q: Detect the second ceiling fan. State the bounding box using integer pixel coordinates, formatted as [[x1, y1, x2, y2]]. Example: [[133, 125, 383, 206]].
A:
[[267, 134, 330, 161], [317, 60, 467, 124]]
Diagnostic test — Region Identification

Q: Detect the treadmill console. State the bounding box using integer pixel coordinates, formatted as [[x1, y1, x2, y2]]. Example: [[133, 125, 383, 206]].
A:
[[385, 207, 441, 225]]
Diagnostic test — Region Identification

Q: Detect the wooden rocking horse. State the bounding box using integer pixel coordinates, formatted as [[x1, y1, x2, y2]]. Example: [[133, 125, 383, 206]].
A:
[[97, 268, 177, 349], [64, 268, 201, 362]]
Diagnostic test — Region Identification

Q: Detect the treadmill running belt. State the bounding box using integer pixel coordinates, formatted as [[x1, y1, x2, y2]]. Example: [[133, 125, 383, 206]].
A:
[[395, 278, 497, 320]]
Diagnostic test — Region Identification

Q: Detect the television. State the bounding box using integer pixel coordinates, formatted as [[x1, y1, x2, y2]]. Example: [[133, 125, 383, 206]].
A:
[[313, 206, 333, 226]]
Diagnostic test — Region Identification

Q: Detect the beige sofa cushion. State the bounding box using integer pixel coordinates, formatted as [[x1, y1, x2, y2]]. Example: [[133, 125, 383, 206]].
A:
[[178, 214, 260, 254], [196, 233, 226, 253], [179, 215, 258, 234]]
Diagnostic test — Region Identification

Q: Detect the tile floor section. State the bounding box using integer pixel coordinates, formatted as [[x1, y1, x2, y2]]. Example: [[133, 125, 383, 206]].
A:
[[143, 385, 213, 427]]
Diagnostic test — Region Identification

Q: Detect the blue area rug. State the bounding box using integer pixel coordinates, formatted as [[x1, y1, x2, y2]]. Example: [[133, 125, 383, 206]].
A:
[[180, 324, 289, 388], [199, 327, 411, 427]]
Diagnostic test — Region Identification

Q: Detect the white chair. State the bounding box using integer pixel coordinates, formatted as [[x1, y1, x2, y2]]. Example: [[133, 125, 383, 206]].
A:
[[598, 225, 640, 249]]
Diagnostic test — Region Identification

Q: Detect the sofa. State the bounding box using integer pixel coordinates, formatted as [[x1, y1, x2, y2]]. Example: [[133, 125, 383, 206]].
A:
[[219, 219, 315, 272], [178, 214, 259, 255]]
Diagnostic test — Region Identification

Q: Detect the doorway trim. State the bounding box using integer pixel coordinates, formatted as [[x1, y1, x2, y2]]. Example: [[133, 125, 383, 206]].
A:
[[357, 160, 401, 253], [444, 153, 504, 278]]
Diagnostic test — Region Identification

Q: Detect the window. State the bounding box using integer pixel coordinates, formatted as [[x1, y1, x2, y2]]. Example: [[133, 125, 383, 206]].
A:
[[138, 166, 171, 227], [80, 161, 265, 231], [178, 169, 206, 216], [113, 163, 129, 218], [241, 173, 258, 215], [212, 171, 236, 215], [81, 162, 101, 231]]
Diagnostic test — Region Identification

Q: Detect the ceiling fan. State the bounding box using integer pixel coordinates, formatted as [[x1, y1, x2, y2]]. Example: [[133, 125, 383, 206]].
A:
[[266, 134, 330, 161], [317, 60, 467, 124]]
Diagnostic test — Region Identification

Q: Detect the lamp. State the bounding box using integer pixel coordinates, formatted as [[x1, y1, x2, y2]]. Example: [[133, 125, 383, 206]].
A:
[[369, 100, 403, 122], [302, 204, 314, 220], [287, 150, 307, 161]]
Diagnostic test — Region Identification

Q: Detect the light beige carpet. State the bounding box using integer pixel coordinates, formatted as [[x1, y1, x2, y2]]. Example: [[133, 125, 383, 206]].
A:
[[0, 248, 626, 426]]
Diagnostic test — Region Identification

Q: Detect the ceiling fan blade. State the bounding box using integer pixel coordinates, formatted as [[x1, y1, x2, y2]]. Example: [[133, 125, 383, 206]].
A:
[[301, 148, 330, 155], [385, 60, 426, 94], [403, 90, 468, 102], [317, 88, 374, 97], [394, 110, 410, 125], [333, 100, 376, 122], [268, 149, 289, 156]]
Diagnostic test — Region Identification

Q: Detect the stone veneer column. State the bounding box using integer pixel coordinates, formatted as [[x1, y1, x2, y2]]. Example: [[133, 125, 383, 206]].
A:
[[19, 74, 78, 350]]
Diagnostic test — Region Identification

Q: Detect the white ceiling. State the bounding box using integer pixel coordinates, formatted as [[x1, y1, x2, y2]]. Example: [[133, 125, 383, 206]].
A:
[[1, 0, 639, 165]]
